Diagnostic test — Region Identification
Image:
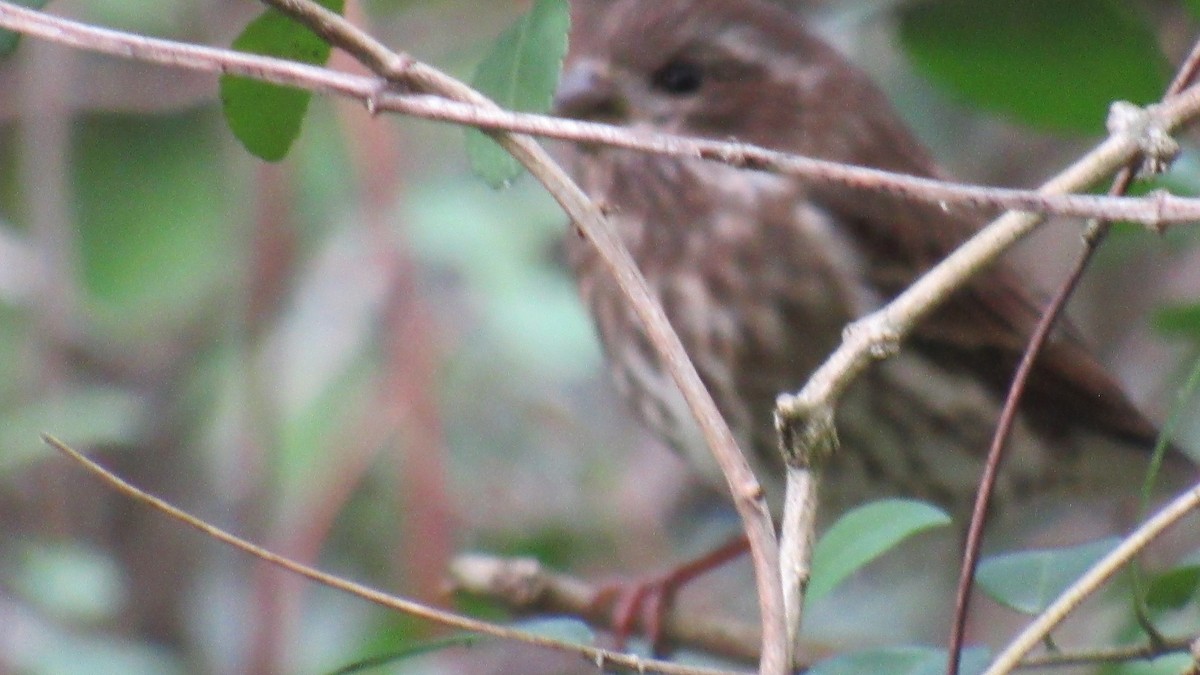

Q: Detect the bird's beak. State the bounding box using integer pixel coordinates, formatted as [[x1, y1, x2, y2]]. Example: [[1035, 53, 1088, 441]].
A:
[[554, 59, 626, 122]]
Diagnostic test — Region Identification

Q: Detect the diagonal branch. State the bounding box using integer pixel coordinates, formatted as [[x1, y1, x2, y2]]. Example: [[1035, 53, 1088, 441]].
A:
[[42, 435, 742, 675]]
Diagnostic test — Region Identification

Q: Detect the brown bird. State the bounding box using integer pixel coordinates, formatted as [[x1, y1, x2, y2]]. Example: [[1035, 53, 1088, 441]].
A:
[[554, 0, 1185, 520]]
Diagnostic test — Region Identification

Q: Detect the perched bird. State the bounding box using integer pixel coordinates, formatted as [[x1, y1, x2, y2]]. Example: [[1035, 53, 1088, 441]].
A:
[[554, 0, 1183, 519]]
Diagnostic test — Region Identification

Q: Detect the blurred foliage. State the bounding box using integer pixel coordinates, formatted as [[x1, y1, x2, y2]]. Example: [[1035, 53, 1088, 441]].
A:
[[75, 113, 232, 332], [0, 0, 1199, 673], [898, 0, 1169, 132], [1155, 302, 1200, 340], [1146, 562, 1200, 610]]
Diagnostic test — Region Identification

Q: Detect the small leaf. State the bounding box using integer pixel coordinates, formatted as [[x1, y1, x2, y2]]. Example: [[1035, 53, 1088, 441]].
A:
[[1154, 303, 1200, 341], [466, 0, 570, 188], [807, 499, 950, 604], [977, 538, 1118, 614], [809, 645, 990, 675], [0, 0, 50, 57], [1145, 564, 1200, 611], [899, 0, 1168, 132], [219, 0, 345, 161]]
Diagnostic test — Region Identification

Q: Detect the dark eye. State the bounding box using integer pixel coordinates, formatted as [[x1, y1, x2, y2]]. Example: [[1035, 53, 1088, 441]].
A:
[[651, 60, 704, 95]]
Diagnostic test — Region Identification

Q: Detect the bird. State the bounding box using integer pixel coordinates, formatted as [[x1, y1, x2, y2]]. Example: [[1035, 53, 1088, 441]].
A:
[[553, 0, 1184, 522]]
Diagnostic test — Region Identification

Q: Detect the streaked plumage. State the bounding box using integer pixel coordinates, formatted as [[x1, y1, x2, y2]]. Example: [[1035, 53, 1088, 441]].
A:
[[556, 0, 1181, 515]]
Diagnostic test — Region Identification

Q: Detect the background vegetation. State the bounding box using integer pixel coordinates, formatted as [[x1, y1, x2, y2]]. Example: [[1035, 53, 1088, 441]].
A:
[[2, 0, 1200, 673]]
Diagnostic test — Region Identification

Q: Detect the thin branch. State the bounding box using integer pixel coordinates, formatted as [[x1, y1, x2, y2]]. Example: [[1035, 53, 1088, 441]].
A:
[[946, 172, 1134, 675], [40, 435, 742, 675], [1016, 636, 1193, 670], [1, 2, 1200, 227], [983, 479, 1200, 675]]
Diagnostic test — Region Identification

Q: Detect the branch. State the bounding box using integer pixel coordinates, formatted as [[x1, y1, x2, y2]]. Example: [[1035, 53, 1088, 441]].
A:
[[40, 435, 743, 675], [1016, 636, 1193, 670], [1, 2, 1199, 226]]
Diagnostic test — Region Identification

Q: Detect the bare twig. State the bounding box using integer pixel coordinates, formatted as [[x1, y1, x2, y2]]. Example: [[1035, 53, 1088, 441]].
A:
[[1016, 636, 1193, 670], [40, 435, 744, 675], [0, 1, 793, 669]]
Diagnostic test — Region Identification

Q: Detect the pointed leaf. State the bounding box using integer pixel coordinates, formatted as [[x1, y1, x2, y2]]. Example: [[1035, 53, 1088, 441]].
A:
[[977, 538, 1118, 614], [467, 0, 570, 188], [1145, 564, 1200, 611], [807, 499, 950, 604]]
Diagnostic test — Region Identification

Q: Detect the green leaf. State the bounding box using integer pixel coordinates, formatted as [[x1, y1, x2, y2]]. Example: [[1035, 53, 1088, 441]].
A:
[[807, 499, 950, 604], [977, 538, 1118, 614], [899, 0, 1169, 132], [1154, 303, 1200, 341], [1145, 564, 1200, 611], [219, 0, 345, 161], [76, 113, 232, 334], [466, 0, 570, 188], [0, 0, 50, 57], [809, 646, 990, 675]]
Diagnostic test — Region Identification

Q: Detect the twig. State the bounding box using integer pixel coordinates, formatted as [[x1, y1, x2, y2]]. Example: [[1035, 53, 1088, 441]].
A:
[[40, 434, 741, 675], [774, 411, 830, 657], [1016, 636, 1193, 669], [5, 4, 1200, 671], [772, 99, 1197, 600]]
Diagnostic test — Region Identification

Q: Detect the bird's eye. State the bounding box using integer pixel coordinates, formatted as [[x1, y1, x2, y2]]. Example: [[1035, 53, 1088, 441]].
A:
[[650, 60, 704, 95]]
